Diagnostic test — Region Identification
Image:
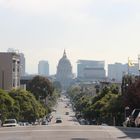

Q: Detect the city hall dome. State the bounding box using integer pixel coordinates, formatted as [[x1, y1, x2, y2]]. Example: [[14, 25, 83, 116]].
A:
[[58, 51, 71, 67], [56, 50, 73, 90]]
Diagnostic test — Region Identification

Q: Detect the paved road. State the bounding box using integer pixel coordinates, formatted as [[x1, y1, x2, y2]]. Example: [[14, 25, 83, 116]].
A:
[[0, 125, 140, 140], [50, 95, 79, 126], [1, 95, 140, 140]]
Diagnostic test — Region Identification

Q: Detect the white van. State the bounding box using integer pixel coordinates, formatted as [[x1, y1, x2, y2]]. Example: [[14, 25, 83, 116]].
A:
[[2, 119, 18, 127]]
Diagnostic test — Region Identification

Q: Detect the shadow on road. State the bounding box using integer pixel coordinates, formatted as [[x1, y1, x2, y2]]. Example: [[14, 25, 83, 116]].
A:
[[116, 127, 140, 139]]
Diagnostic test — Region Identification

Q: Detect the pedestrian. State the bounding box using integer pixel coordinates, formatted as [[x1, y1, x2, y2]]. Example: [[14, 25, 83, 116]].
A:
[[123, 117, 130, 127]]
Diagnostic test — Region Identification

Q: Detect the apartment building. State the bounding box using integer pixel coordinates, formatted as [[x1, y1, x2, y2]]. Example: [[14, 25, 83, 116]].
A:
[[0, 52, 20, 90]]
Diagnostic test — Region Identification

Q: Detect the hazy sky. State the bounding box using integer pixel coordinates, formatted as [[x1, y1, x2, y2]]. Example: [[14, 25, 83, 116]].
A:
[[0, 0, 140, 74]]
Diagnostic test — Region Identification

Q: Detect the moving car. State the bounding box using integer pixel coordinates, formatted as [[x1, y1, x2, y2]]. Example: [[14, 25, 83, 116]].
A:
[[56, 117, 62, 123], [2, 119, 18, 127], [65, 112, 69, 115]]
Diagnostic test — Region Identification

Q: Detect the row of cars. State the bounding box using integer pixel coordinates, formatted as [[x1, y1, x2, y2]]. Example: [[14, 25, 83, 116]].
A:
[[1, 119, 33, 127], [1, 118, 50, 127], [41, 114, 53, 125], [1, 116, 52, 127]]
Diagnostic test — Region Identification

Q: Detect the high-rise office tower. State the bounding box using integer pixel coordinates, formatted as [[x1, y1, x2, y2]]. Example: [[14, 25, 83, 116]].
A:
[[77, 60, 106, 81], [38, 60, 49, 76]]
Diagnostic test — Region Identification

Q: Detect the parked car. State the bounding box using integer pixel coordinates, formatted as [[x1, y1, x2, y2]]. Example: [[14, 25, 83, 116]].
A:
[[135, 112, 140, 127], [46, 114, 53, 122], [101, 123, 108, 126], [2, 119, 18, 127], [79, 118, 87, 125], [19, 121, 30, 126], [52, 109, 56, 112], [41, 120, 48, 125], [128, 109, 140, 127]]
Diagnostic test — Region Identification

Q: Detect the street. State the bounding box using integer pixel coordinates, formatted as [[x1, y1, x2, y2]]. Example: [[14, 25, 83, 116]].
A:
[[0, 125, 140, 140], [0, 95, 140, 140], [50, 95, 79, 126]]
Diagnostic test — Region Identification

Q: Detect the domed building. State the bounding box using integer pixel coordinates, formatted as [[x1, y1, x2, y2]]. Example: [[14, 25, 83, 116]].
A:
[[56, 50, 73, 90]]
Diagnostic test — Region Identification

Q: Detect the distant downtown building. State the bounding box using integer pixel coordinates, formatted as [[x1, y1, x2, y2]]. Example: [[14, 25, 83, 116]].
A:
[[108, 63, 127, 82], [0, 52, 21, 90], [108, 62, 139, 82], [38, 60, 49, 76], [19, 53, 26, 76], [77, 60, 106, 82], [56, 50, 73, 90]]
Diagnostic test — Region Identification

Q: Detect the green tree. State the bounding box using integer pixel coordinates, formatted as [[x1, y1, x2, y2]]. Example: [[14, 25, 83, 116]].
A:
[[0, 89, 15, 121], [123, 78, 140, 111], [27, 76, 53, 100], [68, 85, 124, 126], [9, 89, 47, 123], [121, 75, 133, 95]]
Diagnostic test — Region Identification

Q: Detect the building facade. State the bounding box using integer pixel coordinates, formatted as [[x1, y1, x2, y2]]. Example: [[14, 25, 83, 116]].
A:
[[56, 50, 73, 90], [0, 52, 20, 90], [19, 53, 26, 76], [108, 62, 139, 82], [7, 49, 26, 76], [108, 63, 127, 82], [38, 60, 49, 76], [77, 60, 106, 82]]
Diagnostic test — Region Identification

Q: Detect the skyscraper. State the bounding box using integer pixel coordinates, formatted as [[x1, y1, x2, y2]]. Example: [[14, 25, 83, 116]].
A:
[[56, 50, 73, 90], [38, 60, 49, 76]]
